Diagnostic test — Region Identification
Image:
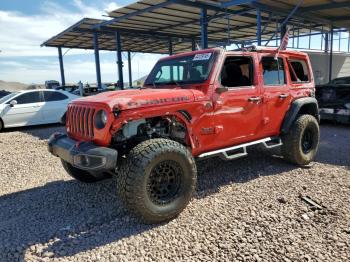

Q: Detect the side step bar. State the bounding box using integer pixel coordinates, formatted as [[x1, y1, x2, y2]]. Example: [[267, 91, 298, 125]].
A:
[[198, 137, 282, 160]]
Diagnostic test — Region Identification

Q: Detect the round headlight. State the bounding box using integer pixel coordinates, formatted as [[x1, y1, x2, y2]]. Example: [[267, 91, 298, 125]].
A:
[[94, 110, 108, 129]]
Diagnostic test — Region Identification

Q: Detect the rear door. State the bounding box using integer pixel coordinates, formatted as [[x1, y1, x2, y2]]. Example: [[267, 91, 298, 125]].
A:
[[260, 55, 292, 136], [3, 91, 44, 127], [41, 91, 70, 123]]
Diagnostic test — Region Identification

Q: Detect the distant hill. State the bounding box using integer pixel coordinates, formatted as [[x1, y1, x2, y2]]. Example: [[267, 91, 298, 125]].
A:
[[0, 80, 28, 91], [0, 80, 44, 92]]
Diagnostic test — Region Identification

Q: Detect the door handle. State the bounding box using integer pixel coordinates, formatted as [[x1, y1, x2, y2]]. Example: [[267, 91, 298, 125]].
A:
[[279, 94, 289, 99], [248, 96, 261, 103]]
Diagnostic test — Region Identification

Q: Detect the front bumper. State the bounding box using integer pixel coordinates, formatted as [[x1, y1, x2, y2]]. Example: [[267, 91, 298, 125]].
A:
[[48, 133, 118, 173]]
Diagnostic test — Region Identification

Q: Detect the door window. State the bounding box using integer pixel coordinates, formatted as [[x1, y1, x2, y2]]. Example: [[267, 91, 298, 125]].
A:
[[43, 91, 68, 102], [220, 56, 253, 88], [262, 57, 286, 86], [288, 59, 310, 82], [14, 92, 41, 104]]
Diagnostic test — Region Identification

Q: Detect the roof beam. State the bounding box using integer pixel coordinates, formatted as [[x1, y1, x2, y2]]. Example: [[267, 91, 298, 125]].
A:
[[331, 16, 350, 22], [298, 2, 350, 13], [220, 0, 253, 8], [96, 0, 179, 28], [251, 2, 331, 25]]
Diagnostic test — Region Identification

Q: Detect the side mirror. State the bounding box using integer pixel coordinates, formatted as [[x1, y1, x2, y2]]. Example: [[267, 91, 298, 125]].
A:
[[9, 100, 17, 107], [216, 86, 228, 94]]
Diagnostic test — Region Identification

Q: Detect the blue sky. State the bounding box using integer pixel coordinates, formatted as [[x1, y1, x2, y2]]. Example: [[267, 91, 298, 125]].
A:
[[0, 0, 163, 84], [0, 1, 348, 85]]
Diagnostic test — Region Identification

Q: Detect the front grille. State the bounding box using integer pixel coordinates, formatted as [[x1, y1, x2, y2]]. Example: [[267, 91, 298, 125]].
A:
[[66, 105, 95, 139]]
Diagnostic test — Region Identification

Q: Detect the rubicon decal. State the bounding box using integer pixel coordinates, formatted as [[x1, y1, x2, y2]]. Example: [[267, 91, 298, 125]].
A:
[[127, 96, 191, 107]]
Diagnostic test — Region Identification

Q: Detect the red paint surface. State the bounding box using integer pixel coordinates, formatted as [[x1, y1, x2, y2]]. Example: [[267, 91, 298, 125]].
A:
[[66, 48, 315, 156]]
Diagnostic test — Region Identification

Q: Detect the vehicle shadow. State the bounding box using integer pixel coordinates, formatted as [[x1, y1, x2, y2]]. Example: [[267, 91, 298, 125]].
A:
[[0, 148, 295, 260], [4, 124, 65, 140]]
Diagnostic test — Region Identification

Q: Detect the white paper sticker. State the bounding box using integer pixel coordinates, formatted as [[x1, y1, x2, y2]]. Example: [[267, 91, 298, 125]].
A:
[[193, 53, 212, 61]]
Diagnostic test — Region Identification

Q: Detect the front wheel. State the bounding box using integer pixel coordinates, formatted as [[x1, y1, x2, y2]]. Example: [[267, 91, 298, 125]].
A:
[[61, 160, 110, 183], [282, 114, 320, 166], [117, 138, 197, 223]]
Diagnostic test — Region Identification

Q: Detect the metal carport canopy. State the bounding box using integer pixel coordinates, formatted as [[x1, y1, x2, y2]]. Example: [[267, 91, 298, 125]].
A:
[[42, 0, 350, 54], [41, 0, 350, 88]]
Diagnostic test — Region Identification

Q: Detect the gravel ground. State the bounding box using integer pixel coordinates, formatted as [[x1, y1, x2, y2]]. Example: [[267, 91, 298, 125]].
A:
[[0, 123, 349, 262]]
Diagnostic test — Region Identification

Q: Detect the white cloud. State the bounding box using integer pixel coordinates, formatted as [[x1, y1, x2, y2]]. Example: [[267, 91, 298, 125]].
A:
[[0, 1, 119, 57], [0, 1, 166, 84]]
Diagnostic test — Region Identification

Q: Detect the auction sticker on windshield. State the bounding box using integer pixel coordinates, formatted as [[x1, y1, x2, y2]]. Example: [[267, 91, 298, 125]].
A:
[[193, 53, 212, 61]]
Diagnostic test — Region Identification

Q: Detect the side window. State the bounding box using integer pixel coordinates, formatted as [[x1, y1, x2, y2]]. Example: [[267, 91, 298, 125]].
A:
[[288, 59, 310, 82], [15, 92, 41, 104], [43, 91, 68, 102], [262, 57, 286, 86], [220, 56, 253, 88]]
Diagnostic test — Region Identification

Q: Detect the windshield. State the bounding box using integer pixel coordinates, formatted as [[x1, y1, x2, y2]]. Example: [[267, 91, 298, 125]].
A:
[[0, 92, 17, 104], [144, 52, 216, 87]]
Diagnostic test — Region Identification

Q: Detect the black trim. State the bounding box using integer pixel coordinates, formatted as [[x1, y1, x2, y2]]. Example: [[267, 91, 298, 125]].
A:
[[48, 133, 118, 174], [281, 97, 319, 134], [177, 110, 192, 122]]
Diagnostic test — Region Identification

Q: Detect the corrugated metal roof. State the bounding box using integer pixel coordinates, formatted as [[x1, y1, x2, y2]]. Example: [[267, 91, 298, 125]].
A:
[[42, 0, 350, 54]]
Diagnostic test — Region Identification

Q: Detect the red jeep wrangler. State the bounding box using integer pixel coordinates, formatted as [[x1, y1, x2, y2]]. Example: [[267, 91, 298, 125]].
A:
[[49, 47, 320, 223]]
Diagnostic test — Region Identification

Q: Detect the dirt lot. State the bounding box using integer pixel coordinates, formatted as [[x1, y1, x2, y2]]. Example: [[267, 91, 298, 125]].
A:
[[0, 123, 349, 262]]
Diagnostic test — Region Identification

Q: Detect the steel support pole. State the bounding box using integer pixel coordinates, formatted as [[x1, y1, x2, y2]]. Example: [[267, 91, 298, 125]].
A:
[[168, 38, 173, 55], [325, 32, 329, 53], [58, 47, 65, 86], [281, 24, 287, 39], [115, 32, 124, 89], [192, 38, 196, 51], [256, 8, 262, 46], [329, 25, 334, 82], [127, 51, 132, 87], [93, 32, 102, 89], [200, 8, 208, 49]]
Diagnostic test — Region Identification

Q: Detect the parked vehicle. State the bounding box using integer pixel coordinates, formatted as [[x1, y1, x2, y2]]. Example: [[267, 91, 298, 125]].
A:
[[0, 90, 11, 99], [0, 89, 78, 130], [316, 76, 350, 123], [48, 47, 320, 223], [45, 80, 60, 89]]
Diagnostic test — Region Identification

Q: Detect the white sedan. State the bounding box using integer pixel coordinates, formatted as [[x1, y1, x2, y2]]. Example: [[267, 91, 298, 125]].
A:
[[0, 89, 78, 130]]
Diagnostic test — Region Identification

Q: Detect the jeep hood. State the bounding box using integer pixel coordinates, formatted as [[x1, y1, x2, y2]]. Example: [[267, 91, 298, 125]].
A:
[[74, 88, 195, 110]]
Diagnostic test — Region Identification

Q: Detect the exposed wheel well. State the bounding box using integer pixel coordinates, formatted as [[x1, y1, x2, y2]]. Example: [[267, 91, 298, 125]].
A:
[[298, 103, 318, 119]]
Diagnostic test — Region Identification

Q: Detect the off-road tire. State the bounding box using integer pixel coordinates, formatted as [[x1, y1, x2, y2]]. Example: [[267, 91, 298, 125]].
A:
[[0, 119, 3, 132], [117, 138, 197, 223], [282, 114, 319, 166], [61, 159, 109, 183]]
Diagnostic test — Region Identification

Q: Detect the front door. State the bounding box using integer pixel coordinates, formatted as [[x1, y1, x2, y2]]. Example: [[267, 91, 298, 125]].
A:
[[260, 55, 292, 137], [212, 54, 264, 149], [3, 91, 44, 127]]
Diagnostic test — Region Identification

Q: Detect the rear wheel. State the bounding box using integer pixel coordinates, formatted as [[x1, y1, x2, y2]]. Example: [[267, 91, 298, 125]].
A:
[[282, 114, 320, 165], [0, 119, 3, 132], [61, 160, 110, 183], [117, 138, 197, 223]]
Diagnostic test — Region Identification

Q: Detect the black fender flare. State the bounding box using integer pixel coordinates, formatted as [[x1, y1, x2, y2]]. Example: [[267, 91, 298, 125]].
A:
[[281, 97, 319, 134]]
